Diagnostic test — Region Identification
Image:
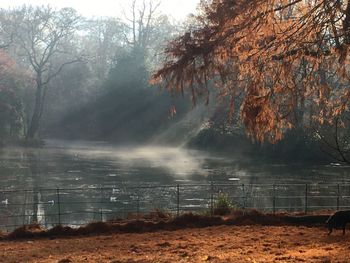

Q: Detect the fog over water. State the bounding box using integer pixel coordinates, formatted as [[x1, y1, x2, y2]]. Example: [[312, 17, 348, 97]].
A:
[[1, 140, 350, 191]]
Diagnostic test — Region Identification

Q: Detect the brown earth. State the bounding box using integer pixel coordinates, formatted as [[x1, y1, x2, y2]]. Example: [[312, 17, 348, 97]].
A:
[[1, 224, 349, 263]]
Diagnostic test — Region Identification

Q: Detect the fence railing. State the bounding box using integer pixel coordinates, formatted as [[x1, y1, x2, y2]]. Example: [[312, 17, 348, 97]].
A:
[[0, 183, 349, 231]]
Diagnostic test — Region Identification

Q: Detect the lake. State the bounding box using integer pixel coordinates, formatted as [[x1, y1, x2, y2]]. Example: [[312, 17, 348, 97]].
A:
[[2, 139, 350, 188], [0, 139, 350, 230]]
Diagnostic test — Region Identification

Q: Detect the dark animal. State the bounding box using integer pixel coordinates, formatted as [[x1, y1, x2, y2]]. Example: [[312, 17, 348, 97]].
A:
[[326, 210, 350, 235]]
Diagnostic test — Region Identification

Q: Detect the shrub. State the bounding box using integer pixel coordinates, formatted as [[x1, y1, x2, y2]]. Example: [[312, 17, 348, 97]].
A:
[[213, 193, 235, 216]]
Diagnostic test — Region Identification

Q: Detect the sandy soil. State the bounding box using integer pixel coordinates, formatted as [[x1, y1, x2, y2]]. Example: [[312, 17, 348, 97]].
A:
[[0, 225, 349, 263]]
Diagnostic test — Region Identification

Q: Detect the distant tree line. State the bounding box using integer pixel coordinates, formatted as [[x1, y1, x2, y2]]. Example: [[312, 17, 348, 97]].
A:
[[0, 0, 185, 145]]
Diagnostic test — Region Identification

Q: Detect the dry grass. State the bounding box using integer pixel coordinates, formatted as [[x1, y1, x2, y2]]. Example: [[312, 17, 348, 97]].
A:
[[2, 211, 349, 262], [1, 224, 350, 262]]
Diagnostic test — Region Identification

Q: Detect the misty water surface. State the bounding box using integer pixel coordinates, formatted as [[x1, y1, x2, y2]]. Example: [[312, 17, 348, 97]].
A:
[[1, 140, 350, 229], [1, 139, 350, 190]]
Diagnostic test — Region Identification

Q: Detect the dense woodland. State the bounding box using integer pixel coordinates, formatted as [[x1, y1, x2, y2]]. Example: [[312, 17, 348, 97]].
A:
[[1, 0, 350, 164]]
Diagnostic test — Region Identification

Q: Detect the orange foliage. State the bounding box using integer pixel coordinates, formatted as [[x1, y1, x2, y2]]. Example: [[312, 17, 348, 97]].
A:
[[152, 0, 350, 143], [0, 51, 16, 80]]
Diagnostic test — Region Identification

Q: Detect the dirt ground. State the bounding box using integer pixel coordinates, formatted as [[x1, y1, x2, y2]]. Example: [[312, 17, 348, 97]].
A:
[[0, 225, 349, 263]]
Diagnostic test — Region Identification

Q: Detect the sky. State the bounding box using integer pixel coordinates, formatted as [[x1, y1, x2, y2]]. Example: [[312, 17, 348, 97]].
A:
[[0, 0, 200, 20]]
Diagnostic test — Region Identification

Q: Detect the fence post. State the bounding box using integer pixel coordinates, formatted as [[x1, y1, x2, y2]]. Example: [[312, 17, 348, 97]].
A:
[[304, 184, 308, 214], [32, 189, 37, 224], [176, 184, 180, 217], [137, 192, 140, 219], [337, 184, 340, 211], [123, 202, 126, 219], [100, 187, 103, 222], [22, 190, 27, 226], [210, 182, 214, 217], [56, 188, 61, 225], [242, 184, 246, 210], [273, 184, 276, 214]]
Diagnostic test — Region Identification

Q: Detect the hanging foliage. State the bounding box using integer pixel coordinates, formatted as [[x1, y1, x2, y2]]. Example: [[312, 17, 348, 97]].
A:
[[152, 0, 350, 143]]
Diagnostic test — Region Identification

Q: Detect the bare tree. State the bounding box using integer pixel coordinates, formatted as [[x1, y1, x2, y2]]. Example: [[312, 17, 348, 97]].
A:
[[0, 10, 14, 49], [315, 117, 350, 164], [124, 0, 161, 51], [0, 6, 82, 140], [83, 18, 126, 80]]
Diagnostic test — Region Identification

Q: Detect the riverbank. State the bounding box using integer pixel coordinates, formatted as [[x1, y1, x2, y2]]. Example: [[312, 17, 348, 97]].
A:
[[1, 224, 349, 262], [3, 211, 330, 239]]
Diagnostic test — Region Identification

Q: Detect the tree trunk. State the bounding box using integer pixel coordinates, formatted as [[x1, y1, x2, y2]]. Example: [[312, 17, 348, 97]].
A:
[[27, 109, 41, 139], [26, 78, 43, 140]]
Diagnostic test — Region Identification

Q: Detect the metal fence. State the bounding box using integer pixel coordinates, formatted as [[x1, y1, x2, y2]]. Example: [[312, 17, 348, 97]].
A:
[[0, 183, 349, 231]]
